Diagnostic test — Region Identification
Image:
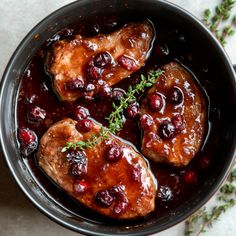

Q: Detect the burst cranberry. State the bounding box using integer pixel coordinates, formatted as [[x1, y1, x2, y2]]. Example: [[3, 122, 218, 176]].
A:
[[118, 55, 138, 71], [113, 201, 128, 215], [93, 51, 112, 68], [28, 106, 46, 123], [86, 64, 101, 80], [159, 121, 175, 139], [140, 114, 154, 130], [109, 185, 128, 214], [66, 150, 86, 164], [168, 86, 183, 105], [148, 94, 163, 112], [126, 102, 140, 118], [95, 190, 114, 207], [76, 119, 93, 132], [65, 78, 84, 91], [66, 150, 88, 178], [183, 170, 197, 184], [18, 128, 38, 156], [106, 145, 123, 163], [112, 88, 126, 101], [98, 85, 112, 97], [109, 185, 126, 201], [172, 114, 185, 132], [69, 150, 88, 178], [199, 155, 211, 170], [73, 180, 89, 194], [71, 161, 88, 178], [74, 106, 90, 120]]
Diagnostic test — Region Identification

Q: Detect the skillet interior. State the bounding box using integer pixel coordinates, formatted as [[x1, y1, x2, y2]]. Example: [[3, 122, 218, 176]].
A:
[[0, 0, 236, 235]]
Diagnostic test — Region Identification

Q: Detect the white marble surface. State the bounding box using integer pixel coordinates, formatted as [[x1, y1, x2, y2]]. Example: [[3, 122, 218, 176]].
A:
[[0, 1, 235, 236]]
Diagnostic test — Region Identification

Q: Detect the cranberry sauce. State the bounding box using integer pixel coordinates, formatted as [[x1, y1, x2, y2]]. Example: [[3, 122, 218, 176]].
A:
[[17, 15, 221, 220]]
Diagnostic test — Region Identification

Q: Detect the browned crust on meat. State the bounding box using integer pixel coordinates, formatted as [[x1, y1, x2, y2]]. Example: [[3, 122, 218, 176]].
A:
[[140, 62, 207, 167], [37, 118, 156, 219], [47, 21, 154, 101]]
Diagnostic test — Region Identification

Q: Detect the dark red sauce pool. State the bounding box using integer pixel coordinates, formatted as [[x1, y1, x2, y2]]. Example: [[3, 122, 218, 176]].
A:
[[17, 15, 221, 222]]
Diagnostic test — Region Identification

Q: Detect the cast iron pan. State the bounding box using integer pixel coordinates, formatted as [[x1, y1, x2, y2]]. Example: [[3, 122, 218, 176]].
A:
[[0, 0, 236, 235]]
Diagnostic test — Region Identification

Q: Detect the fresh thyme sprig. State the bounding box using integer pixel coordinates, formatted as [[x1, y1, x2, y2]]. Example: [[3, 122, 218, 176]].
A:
[[184, 1, 236, 235], [185, 165, 236, 236], [61, 127, 109, 152], [61, 69, 163, 152], [203, 0, 236, 45], [106, 70, 163, 134]]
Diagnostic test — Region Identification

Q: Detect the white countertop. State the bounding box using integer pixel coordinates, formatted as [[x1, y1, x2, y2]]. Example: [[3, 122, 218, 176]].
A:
[[0, 1, 235, 236]]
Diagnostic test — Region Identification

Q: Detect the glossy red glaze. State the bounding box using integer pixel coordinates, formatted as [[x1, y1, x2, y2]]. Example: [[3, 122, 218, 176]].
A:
[[16, 17, 215, 220]]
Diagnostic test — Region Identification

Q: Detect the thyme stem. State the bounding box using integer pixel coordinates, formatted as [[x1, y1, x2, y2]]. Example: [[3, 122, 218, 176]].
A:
[[61, 69, 163, 152], [185, 1, 236, 235]]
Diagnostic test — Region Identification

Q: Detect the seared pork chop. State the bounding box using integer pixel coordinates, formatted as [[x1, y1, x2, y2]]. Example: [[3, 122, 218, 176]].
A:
[[47, 21, 154, 101], [37, 118, 156, 219], [140, 62, 207, 167]]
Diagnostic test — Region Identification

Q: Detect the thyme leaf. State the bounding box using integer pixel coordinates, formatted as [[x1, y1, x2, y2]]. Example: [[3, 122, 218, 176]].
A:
[[106, 69, 163, 134], [185, 165, 236, 236], [61, 69, 163, 152], [185, 1, 236, 235], [202, 0, 236, 45]]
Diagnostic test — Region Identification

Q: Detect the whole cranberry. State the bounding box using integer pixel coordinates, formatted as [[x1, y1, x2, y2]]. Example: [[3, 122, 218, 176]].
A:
[[93, 51, 112, 68], [73, 180, 89, 194], [95, 189, 114, 207], [74, 106, 90, 120], [65, 78, 84, 91], [157, 186, 173, 202], [199, 155, 211, 170], [112, 88, 126, 101], [118, 55, 138, 71], [28, 106, 46, 123], [140, 114, 154, 130], [159, 121, 175, 139], [86, 64, 101, 80], [155, 44, 169, 56], [18, 128, 38, 156], [183, 170, 197, 184], [172, 114, 185, 132], [76, 119, 93, 132], [106, 145, 123, 163], [85, 83, 95, 92], [126, 102, 140, 118], [168, 86, 183, 105], [148, 94, 163, 112]]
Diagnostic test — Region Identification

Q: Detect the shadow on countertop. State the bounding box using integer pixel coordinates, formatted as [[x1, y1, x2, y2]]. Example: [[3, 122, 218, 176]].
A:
[[0, 152, 79, 236]]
